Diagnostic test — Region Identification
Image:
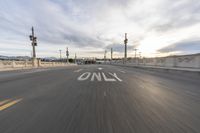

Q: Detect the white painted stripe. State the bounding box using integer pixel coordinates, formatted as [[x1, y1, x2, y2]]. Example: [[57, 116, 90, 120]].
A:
[[98, 67, 103, 70], [119, 70, 125, 73], [74, 69, 83, 73], [118, 69, 125, 73]]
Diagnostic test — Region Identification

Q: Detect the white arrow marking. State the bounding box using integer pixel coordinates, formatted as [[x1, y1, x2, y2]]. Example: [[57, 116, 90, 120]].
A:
[[78, 72, 91, 81]]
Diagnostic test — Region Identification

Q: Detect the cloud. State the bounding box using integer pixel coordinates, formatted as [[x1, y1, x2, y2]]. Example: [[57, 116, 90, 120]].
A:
[[148, 0, 200, 33], [0, 0, 200, 57], [158, 39, 200, 54], [105, 43, 134, 53]]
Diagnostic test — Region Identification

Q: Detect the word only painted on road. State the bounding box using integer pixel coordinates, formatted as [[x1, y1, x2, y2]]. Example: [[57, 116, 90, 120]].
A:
[[77, 72, 122, 82]]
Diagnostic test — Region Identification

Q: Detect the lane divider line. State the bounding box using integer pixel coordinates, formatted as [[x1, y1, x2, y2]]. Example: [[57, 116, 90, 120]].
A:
[[74, 69, 83, 73], [0, 99, 22, 111]]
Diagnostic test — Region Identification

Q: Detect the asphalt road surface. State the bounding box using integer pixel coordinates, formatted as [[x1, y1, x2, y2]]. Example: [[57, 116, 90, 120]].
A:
[[0, 65, 200, 133]]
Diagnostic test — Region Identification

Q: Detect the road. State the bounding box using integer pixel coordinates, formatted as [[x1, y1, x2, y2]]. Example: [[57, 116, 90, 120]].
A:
[[0, 65, 200, 133]]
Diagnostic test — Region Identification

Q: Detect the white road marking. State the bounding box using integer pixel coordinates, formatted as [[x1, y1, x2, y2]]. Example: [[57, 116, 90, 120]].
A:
[[91, 72, 102, 81], [77, 72, 122, 82], [109, 73, 122, 82], [102, 72, 116, 82], [78, 72, 91, 81], [118, 70, 125, 73], [98, 67, 103, 70], [74, 69, 83, 73], [104, 91, 107, 97]]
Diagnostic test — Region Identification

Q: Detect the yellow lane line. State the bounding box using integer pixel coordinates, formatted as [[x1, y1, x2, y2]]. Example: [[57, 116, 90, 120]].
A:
[[0, 99, 22, 111], [0, 99, 11, 106]]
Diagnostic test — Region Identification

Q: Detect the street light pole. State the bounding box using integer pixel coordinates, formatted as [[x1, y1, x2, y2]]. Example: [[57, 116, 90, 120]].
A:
[[139, 52, 142, 58], [104, 50, 107, 63], [59, 50, 62, 61], [111, 48, 113, 64], [134, 48, 138, 63], [66, 47, 69, 64], [138, 52, 142, 65], [124, 33, 128, 64], [74, 53, 77, 64]]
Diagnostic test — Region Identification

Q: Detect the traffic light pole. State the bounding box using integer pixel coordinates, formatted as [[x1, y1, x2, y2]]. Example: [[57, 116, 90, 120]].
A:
[[30, 27, 37, 58], [29, 27, 38, 67]]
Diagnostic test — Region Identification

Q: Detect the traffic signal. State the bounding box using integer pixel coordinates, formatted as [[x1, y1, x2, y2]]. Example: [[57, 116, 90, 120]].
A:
[[124, 38, 128, 44], [29, 35, 33, 41], [124, 33, 128, 44], [66, 51, 69, 56], [33, 37, 37, 46]]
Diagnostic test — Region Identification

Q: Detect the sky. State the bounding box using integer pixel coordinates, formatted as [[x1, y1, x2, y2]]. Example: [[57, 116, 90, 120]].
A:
[[0, 0, 200, 58]]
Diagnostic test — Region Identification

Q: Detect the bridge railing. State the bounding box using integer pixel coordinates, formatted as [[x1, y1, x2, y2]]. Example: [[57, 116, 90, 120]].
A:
[[112, 53, 200, 69], [0, 59, 75, 70]]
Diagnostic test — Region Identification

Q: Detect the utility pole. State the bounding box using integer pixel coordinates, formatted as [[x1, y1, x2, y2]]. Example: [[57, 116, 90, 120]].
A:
[[59, 50, 62, 61], [138, 52, 142, 65], [139, 52, 142, 58], [29, 27, 37, 59], [111, 48, 113, 64], [66, 47, 69, 64], [134, 48, 138, 63], [104, 50, 107, 63], [74, 53, 77, 64], [124, 33, 128, 64]]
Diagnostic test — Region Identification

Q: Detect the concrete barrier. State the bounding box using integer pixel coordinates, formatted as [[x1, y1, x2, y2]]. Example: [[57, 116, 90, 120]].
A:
[[0, 59, 76, 71], [112, 53, 200, 71]]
